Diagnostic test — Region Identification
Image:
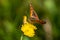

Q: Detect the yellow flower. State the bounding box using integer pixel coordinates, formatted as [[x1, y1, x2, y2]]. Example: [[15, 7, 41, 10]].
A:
[[21, 16, 37, 37]]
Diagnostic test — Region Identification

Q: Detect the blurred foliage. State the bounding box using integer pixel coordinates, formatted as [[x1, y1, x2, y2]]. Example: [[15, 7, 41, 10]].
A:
[[0, 0, 60, 40]]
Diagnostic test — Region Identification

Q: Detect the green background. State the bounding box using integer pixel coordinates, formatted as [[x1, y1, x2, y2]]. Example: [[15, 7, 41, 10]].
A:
[[0, 0, 60, 40]]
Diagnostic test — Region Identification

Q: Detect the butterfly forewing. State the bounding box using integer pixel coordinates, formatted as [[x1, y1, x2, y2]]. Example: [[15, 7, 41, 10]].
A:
[[30, 3, 39, 20], [29, 3, 46, 24]]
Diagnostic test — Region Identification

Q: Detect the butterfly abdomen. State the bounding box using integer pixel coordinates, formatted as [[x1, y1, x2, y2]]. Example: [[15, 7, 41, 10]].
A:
[[36, 20, 46, 24]]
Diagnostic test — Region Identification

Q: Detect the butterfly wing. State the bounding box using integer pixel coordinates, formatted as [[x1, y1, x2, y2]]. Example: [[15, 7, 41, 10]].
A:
[[29, 3, 46, 24], [30, 3, 39, 21]]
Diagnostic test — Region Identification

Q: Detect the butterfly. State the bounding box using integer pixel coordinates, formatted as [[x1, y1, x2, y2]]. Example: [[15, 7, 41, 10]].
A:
[[29, 3, 46, 24]]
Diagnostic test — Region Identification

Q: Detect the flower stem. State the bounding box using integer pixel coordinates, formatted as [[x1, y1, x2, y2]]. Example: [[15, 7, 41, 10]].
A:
[[20, 35, 23, 40]]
